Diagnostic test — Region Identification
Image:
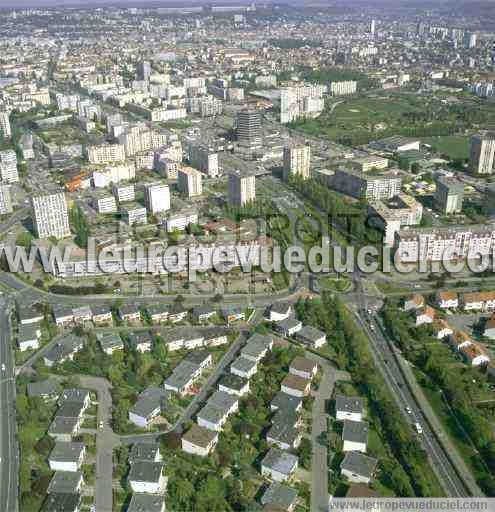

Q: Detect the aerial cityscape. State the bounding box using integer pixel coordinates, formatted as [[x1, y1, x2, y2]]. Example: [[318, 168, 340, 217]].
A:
[[0, 1, 495, 511]]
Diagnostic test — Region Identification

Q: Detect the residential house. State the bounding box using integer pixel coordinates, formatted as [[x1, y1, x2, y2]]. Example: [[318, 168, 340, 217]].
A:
[[289, 357, 318, 380], [230, 355, 258, 379], [192, 305, 216, 323], [41, 493, 81, 512], [432, 319, 453, 340], [18, 305, 44, 325], [459, 342, 490, 367], [203, 327, 229, 347], [181, 329, 205, 350], [129, 331, 153, 353], [436, 291, 459, 309], [183, 350, 212, 370], [129, 443, 163, 464], [119, 304, 141, 323], [72, 306, 92, 324], [127, 494, 166, 512], [221, 306, 245, 324], [167, 304, 188, 323], [18, 323, 41, 352], [261, 448, 298, 483], [129, 387, 169, 429], [261, 482, 298, 512], [462, 291, 495, 312], [48, 417, 81, 442], [97, 332, 124, 355], [218, 373, 250, 397], [58, 388, 91, 410], [53, 306, 74, 327], [267, 302, 292, 322], [163, 330, 184, 351], [27, 379, 59, 401], [403, 294, 424, 311], [181, 424, 219, 456], [484, 315, 495, 339], [266, 412, 302, 450], [296, 325, 326, 348], [91, 304, 113, 325], [49, 442, 85, 472], [449, 331, 473, 349], [128, 461, 167, 495], [163, 360, 202, 395], [43, 335, 84, 367], [275, 318, 302, 337], [342, 420, 369, 453], [281, 374, 311, 398], [241, 333, 273, 362], [415, 306, 436, 326], [197, 391, 239, 432], [340, 451, 378, 484], [147, 304, 169, 324], [270, 392, 303, 414], [335, 395, 364, 422], [47, 471, 84, 494]]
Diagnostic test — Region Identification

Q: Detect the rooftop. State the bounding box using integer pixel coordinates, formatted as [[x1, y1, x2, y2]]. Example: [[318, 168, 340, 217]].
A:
[[128, 461, 164, 484], [262, 447, 298, 476], [128, 494, 166, 512], [342, 420, 369, 444], [182, 423, 218, 448], [335, 395, 364, 415], [341, 451, 377, 479]]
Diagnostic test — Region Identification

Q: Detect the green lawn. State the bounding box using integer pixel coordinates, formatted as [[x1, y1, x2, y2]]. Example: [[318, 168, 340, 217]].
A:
[[420, 135, 470, 160]]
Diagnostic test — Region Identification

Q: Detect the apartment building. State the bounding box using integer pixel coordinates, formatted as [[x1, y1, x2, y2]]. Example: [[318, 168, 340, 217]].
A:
[[394, 224, 495, 263], [144, 183, 170, 214], [32, 191, 71, 240], [87, 143, 126, 164], [283, 144, 311, 181], [112, 184, 135, 203], [332, 168, 402, 201], [329, 81, 357, 96], [0, 149, 19, 183], [353, 156, 389, 173], [236, 110, 262, 149], [0, 111, 11, 139], [93, 195, 117, 214], [165, 210, 198, 232], [188, 144, 219, 178], [122, 204, 148, 226], [0, 184, 13, 215], [178, 167, 202, 197], [434, 177, 464, 214], [228, 173, 256, 207], [469, 134, 495, 175]]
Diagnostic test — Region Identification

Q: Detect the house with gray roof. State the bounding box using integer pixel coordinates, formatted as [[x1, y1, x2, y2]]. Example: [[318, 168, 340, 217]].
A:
[[91, 304, 113, 325], [218, 373, 250, 397], [41, 493, 81, 512], [296, 325, 326, 348], [17, 305, 44, 325], [241, 333, 273, 362], [335, 395, 364, 422], [43, 335, 84, 367], [27, 379, 59, 400], [163, 360, 202, 395], [192, 304, 216, 323], [97, 332, 124, 355], [230, 355, 258, 379], [48, 417, 81, 442], [197, 391, 239, 432], [59, 388, 91, 409], [128, 461, 167, 495], [275, 318, 302, 337], [52, 305, 74, 327], [261, 448, 298, 483], [261, 482, 298, 512], [128, 494, 166, 512], [129, 331, 153, 353], [183, 350, 212, 369], [129, 387, 169, 429], [341, 451, 377, 485], [270, 392, 303, 414], [18, 322, 41, 352], [49, 442, 85, 472], [129, 443, 162, 464], [342, 420, 369, 453], [181, 424, 219, 457], [47, 471, 84, 494], [147, 304, 169, 324]]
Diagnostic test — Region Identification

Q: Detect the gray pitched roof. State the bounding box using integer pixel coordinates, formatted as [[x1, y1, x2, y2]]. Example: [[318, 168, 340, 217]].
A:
[[49, 442, 85, 463], [128, 461, 164, 484], [41, 493, 81, 512], [164, 360, 200, 390], [129, 443, 161, 464], [335, 395, 364, 415], [343, 420, 369, 444], [130, 387, 168, 419], [261, 448, 298, 476], [218, 373, 248, 392], [261, 482, 298, 510], [230, 355, 257, 374], [341, 451, 377, 479], [128, 493, 166, 512], [27, 379, 59, 398], [297, 325, 325, 342], [270, 391, 302, 412], [47, 471, 82, 494]]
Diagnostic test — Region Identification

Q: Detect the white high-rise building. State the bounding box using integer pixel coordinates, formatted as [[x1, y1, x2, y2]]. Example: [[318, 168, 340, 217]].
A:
[[469, 134, 495, 175], [87, 144, 126, 165], [144, 183, 171, 214], [112, 184, 135, 203], [370, 19, 376, 35], [0, 150, 19, 183], [329, 81, 357, 96], [178, 167, 203, 198], [189, 145, 219, 178], [0, 112, 11, 139], [283, 145, 311, 181], [0, 184, 13, 215], [32, 191, 71, 240], [229, 173, 256, 207]]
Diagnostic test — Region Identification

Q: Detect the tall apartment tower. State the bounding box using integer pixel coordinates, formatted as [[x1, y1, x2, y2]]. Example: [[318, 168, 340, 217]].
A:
[[283, 144, 311, 181], [434, 177, 464, 214], [0, 184, 13, 215], [370, 19, 376, 35], [236, 110, 262, 149], [178, 167, 203, 198], [469, 134, 495, 175], [144, 183, 171, 214], [0, 149, 19, 183], [228, 173, 256, 207], [137, 60, 151, 81], [0, 112, 11, 139], [32, 191, 71, 240]]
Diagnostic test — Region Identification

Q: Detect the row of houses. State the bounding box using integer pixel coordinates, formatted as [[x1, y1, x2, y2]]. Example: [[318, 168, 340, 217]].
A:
[[334, 395, 378, 485], [435, 290, 495, 312], [40, 389, 92, 512], [181, 333, 273, 457], [116, 442, 168, 512], [267, 302, 327, 349], [405, 295, 492, 368]]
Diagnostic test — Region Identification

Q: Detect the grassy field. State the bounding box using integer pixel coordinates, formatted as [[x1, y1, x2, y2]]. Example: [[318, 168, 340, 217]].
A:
[[420, 135, 470, 160]]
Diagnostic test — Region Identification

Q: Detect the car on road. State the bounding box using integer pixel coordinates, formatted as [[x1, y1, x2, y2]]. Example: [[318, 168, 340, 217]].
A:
[[99, 421, 104, 429], [406, 406, 412, 414], [414, 422, 423, 434], [1, 364, 5, 371]]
